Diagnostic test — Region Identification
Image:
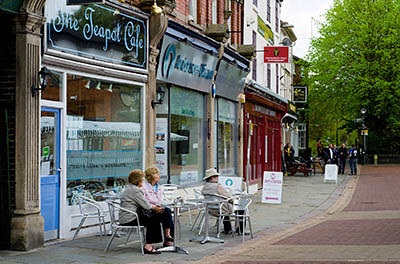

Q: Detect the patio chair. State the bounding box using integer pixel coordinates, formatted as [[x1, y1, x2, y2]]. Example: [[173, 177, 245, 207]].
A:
[[190, 188, 205, 231], [72, 195, 107, 240], [160, 184, 193, 225], [220, 194, 254, 242], [104, 201, 145, 255], [200, 193, 234, 239]]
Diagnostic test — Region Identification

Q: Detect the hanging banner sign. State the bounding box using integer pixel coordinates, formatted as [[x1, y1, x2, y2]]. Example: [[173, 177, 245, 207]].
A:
[[293, 86, 307, 103], [262, 171, 283, 204], [264, 46, 289, 63], [45, 2, 147, 69]]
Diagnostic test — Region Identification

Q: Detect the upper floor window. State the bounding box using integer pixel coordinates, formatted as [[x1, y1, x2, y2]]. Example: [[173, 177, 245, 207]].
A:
[[252, 31, 257, 81], [212, 0, 217, 24], [275, 1, 279, 32], [267, 0, 271, 22], [189, 0, 197, 23]]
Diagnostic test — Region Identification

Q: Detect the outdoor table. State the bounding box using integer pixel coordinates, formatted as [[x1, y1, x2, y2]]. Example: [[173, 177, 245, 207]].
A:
[[189, 199, 224, 244], [158, 201, 189, 254]]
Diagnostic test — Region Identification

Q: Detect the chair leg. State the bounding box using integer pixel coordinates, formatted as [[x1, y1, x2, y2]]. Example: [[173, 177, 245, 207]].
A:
[[198, 214, 205, 236], [247, 216, 253, 238], [73, 217, 86, 240], [191, 210, 202, 231], [139, 227, 144, 256], [188, 207, 192, 226], [126, 229, 133, 244], [104, 230, 117, 253]]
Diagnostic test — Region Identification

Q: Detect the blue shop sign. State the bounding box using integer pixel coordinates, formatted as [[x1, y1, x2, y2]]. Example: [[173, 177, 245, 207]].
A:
[[45, 2, 147, 69], [0, 0, 23, 14], [157, 35, 218, 93]]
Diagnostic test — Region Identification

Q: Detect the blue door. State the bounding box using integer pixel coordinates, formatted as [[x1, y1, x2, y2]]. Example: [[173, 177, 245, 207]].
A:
[[40, 108, 61, 241]]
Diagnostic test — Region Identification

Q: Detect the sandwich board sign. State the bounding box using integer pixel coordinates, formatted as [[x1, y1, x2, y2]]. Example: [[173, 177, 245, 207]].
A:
[[262, 171, 283, 204], [324, 164, 338, 184], [219, 176, 242, 194]]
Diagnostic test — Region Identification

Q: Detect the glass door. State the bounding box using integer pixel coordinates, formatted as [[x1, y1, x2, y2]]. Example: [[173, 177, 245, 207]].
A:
[[40, 108, 61, 241]]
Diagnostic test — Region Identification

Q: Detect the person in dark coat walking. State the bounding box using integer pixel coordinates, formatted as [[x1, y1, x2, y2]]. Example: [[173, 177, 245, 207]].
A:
[[338, 143, 348, 174]]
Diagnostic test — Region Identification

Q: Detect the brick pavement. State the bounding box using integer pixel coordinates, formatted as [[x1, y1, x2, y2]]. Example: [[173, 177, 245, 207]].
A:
[[196, 165, 400, 264]]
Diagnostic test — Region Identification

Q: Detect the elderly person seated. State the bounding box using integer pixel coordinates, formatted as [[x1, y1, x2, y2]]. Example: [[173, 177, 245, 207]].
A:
[[119, 169, 173, 254], [142, 167, 174, 242], [201, 168, 234, 234]]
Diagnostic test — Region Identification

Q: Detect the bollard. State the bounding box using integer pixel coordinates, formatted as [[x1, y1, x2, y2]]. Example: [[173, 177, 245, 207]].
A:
[[374, 154, 378, 165]]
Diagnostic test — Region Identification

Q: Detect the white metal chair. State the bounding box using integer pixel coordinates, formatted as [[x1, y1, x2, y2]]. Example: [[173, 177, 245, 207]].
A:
[[221, 194, 254, 242], [160, 184, 193, 225], [104, 201, 145, 255], [200, 194, 234, 239], [73, 195, 107, 240], [190, 188, 205, 231]]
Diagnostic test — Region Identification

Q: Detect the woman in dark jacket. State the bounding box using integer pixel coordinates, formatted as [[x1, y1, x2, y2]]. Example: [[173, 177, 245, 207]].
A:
[[119, 169, 173, 254]]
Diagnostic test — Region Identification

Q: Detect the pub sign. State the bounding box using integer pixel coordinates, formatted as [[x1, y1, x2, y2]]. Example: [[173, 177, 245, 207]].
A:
[[293, 86, 307, 103]]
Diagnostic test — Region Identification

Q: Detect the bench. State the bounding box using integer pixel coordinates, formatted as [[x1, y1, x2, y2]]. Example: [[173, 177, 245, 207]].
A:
[[287, 163, 313, 177]]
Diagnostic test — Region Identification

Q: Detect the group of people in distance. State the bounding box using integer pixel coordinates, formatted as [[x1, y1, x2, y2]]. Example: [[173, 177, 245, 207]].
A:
[[119, 167, 238, 254], [316, 141, 359, 175]]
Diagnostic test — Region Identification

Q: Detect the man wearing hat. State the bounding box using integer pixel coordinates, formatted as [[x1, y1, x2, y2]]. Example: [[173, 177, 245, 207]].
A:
[[201, 168, 233, 234]]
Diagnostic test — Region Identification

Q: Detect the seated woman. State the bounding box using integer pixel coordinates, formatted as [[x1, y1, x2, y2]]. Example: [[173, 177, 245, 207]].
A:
[[142, 167, 174, 243], [119, 169, 173, 254]]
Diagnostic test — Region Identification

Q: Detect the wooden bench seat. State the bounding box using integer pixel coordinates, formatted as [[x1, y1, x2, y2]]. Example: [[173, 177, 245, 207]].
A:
[[287, 163, 313, 177]]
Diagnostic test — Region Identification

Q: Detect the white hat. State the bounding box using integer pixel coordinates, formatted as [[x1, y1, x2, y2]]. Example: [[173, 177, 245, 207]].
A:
[[203, 168, 220, 181]]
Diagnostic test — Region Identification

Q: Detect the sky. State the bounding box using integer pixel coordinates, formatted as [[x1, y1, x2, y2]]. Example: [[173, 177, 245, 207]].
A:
[[281, 0, 334, 59]]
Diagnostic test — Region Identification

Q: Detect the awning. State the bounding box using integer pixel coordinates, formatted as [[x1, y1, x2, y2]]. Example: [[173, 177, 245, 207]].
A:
[[281, 113, 297, 123]]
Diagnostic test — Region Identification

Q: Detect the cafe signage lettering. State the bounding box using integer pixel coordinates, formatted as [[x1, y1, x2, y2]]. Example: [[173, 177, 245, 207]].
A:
[[47, 3, 147, 68]]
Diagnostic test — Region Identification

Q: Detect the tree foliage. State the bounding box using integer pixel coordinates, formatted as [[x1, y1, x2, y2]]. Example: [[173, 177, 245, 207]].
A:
[[305, 0, 400, 154]]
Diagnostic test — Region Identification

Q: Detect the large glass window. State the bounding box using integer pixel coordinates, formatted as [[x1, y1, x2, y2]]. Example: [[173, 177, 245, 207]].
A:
[[170, 86, 204, 185], [216, 98, 237, 176], [66, 74, 143, 205]]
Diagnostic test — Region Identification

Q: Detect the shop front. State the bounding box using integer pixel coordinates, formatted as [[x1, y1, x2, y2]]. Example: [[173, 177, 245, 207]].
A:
[[214, 49, 250, 177], [40, 0, 148, 240], [243, 81, 287, 192], [155, 20, 219, 186]]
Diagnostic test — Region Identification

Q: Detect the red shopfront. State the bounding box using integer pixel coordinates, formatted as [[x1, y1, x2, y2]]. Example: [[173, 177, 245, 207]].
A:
[[243, 91, 287, 187]]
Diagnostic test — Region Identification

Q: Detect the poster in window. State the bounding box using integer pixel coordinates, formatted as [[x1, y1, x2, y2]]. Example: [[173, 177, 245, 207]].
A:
[[156, 118, 168, 177]]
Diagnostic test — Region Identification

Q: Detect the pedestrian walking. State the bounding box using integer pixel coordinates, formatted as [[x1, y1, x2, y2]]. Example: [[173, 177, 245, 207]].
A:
[[338, 143, 348, 174], [349, 145, 358, 175]]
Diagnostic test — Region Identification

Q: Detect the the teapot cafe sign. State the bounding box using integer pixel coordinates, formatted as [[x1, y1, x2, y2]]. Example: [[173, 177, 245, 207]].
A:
[[47, 4, 147, 68]]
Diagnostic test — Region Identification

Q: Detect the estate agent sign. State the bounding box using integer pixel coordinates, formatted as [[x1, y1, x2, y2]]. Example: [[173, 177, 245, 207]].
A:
[[45, 2, 147, 68], [262, 171, 283, 204]]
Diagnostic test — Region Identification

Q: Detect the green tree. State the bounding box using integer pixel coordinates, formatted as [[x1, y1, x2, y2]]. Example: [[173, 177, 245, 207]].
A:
[[306, 0, 400, 154]]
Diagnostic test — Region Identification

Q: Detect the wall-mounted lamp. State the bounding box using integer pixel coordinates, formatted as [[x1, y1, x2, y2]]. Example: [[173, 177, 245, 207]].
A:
[[95, 81, 101, 90], [151, 86, 166, 108], [31, 66, 52, 96]]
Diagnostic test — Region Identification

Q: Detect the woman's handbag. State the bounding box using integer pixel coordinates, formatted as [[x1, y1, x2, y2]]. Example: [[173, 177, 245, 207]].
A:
[[137, 207, 154, 220]]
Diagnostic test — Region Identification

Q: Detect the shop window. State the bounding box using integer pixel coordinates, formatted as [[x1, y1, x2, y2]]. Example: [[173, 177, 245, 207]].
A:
[[41, 71, 62, 101], [66, 74, 143, 205], [217, 98, 237, 176], [170, 86, 204, 185], [298, 124, 306, 150]]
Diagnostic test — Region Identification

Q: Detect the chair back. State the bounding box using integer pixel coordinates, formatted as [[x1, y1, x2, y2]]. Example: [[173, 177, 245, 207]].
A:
[[106, 201, 119, 227], [233, 196, 252, 212], [77, 195, 105, 216], [160, 184, 179, 204]]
